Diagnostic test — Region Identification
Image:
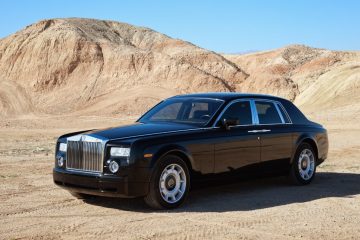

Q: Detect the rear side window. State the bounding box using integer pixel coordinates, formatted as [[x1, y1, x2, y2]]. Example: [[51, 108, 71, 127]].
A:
[[218, 101, 253, 125], [255, 101, 282, 124]]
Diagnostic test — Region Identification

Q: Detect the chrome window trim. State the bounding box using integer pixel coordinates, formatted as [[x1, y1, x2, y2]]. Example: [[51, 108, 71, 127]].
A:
[[276, 102, 293, 124], [253, 99, 284, 124], [250, 100, 259, 124], [274, 102, 285, 124], [212, 98, 293, 127]]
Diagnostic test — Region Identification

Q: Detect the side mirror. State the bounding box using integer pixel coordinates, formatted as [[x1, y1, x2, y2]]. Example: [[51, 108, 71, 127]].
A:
[[221, 118, 239, 130]]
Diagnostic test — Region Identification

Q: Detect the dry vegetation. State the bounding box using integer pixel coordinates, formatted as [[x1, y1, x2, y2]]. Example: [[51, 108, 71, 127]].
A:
[[0, 18, 360, 239]]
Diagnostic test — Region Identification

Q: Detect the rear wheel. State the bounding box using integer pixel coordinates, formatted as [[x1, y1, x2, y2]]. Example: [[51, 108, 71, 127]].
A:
[[144, 154, 190, 209], [289, 143, 316, 185]]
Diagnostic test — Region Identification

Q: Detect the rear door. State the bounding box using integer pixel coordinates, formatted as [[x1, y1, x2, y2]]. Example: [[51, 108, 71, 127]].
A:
[[253, 100, 293, 165]]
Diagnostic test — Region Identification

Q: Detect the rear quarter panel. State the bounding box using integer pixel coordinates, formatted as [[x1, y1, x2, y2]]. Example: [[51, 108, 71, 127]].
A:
[[291, 124, 328, 164]]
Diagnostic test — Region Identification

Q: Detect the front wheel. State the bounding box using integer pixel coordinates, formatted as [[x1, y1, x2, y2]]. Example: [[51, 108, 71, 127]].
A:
[[289, 143, 317, 185], [144, 155, 190, 209]]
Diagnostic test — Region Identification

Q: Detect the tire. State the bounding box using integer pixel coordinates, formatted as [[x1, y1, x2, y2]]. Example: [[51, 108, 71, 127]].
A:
[[289, 143, 317, 185], [144, 154, 190, 209]]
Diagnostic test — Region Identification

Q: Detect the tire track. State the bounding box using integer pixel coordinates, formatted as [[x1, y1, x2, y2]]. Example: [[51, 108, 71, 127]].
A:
[[0, 198, 82, 217]]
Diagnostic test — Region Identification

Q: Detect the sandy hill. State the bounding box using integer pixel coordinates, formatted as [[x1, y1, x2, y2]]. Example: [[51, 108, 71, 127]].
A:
[[0, 18, 359, 120], [224, 45, 360, 126], [224, 45, 360, 111], [0, 18, 247, 116]]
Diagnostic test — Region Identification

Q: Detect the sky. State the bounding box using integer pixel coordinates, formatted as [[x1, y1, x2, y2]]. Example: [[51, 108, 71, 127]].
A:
[[1, 0, 359, 53]]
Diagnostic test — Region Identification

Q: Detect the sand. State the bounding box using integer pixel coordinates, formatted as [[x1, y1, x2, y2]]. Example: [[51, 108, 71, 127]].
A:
[[0, 113, 359, 240]]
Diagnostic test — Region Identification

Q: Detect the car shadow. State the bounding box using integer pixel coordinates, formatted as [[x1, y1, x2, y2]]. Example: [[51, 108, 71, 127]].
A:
[[83, 172, 360, 212]]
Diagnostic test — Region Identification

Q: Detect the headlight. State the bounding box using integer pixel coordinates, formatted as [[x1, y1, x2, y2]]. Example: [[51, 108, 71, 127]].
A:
[[110, 147, 130, 157], [59, 143, 67, 152]]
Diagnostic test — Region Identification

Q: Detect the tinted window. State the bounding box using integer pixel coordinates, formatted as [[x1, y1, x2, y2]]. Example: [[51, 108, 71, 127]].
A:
[[280, 100, 308, 124], [218, 101, 253, 126], [139, 98, 224, 126], [276, 103, 291, 123], [150, 102, 182, 120], [188, 102, 210, 119], [255, 101, 282, 124]]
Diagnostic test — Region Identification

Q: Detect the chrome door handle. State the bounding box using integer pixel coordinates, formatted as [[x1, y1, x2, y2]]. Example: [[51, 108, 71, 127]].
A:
[[260, 129, 271, 132], [248, 129, 271, 133]]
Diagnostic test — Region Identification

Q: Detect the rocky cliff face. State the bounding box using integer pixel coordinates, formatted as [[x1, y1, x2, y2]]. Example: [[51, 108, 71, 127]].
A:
[[0, 18, 359, 117]]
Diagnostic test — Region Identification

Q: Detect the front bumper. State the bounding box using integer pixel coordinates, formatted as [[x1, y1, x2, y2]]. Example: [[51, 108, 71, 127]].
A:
[[53, 168, 148, 198]]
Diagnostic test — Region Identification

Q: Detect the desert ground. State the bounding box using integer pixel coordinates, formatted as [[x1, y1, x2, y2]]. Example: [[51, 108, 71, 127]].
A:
[[0, 112, 360, 240]]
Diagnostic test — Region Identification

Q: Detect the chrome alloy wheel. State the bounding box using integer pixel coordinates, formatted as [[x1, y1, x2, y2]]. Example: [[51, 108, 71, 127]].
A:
[[159, 163, 187, 204], [298, 149, 315, 180]]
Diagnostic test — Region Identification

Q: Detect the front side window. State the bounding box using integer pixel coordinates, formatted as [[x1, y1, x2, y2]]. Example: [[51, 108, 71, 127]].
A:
[[217, 101, 253, 126], [139, 98, 224, 126], [255, 101, 282, 124]]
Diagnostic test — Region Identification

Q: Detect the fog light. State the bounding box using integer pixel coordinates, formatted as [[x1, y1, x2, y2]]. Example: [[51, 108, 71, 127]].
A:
[[57, 156, 64, 167], [109, 160, 119, 173]]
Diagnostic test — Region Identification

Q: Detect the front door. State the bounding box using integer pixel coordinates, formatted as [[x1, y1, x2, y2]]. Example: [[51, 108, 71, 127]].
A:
[[213, 100, 261, 173]]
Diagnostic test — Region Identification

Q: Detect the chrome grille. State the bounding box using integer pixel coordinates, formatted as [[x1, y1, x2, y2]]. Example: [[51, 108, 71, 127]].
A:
[[66, 140, 103, 172]]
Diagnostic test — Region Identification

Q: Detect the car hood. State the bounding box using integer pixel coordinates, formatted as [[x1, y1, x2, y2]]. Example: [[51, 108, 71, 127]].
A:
[[82, 122, 200, 141]]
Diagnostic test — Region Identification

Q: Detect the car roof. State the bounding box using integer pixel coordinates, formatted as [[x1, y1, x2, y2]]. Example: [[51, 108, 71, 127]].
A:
[[171, 92, 287, 102]]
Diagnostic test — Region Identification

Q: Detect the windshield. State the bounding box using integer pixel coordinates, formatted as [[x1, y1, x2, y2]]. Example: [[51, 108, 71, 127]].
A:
[[138, 98, 224, 126]]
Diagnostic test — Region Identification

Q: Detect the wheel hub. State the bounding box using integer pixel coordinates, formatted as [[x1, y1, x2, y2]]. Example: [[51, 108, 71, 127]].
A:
[[298, 148, 315, 181], [165, 175, 176, 190], [301, 157, 308, 169], [159, 163, 187, 204]]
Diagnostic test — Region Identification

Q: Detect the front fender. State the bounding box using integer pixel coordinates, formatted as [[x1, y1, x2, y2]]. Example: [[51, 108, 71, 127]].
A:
[[148, 144, 196, 171]]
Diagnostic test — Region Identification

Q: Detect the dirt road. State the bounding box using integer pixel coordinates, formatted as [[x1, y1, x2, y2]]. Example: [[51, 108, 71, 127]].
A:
[[1, 116, 359, 239]]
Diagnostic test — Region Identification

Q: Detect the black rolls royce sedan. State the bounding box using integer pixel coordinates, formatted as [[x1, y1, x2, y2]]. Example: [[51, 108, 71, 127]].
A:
[[53, 93, 328, 209]]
